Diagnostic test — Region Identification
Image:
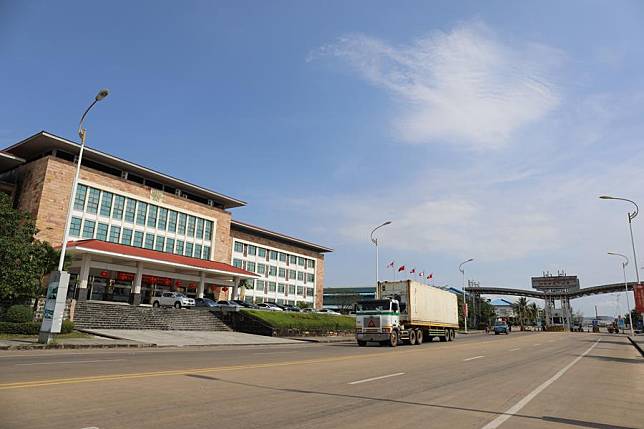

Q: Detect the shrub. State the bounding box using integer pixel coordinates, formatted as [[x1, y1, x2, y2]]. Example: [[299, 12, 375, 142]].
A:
[[241, 310, 354, 332], [61, 320, 74, 334], [4, 305, 34, 323], [0, 321, 40, 335]]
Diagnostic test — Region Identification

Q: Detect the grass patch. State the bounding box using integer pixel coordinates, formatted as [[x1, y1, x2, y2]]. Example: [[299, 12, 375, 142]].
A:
[[0, 331, 91, 340], [242, 310, 354, 331]]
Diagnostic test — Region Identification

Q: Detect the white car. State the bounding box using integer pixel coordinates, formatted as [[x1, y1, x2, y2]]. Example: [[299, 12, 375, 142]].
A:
[[317, 308, 342, 316], [153, 292, 195, 309], [257, 303, 283, 311]]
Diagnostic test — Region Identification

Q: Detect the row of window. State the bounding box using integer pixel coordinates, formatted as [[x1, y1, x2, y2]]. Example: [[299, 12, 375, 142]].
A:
[[245, 296, 304, 306], [232, 259, 315, 282], [70, 217, 211, 259], [233, 241, 316, 269], [74, 184, 214, 241], [251, 280, 315, 297]]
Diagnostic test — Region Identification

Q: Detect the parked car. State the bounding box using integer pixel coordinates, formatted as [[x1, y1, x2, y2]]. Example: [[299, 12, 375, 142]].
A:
[[232, 299, 259, 309], [213, 300, 242, 310], [195, 297, 218, 308], [281, 305, 301, 312], [317, 308, 342, 316], [494, 321, 510, 335], [153, 292, 195, 309], [257, 303, 283, 311], [301, 308, 316, 313]]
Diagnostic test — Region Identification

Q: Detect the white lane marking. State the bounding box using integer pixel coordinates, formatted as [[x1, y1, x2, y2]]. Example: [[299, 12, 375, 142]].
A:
[[16, 359, 126, 366], [533, 343, 541, 346], [509, 348, 520, 351], [349, 372, 405, 385], [480, 338, 601, 429], [463, 355, 485, 361]]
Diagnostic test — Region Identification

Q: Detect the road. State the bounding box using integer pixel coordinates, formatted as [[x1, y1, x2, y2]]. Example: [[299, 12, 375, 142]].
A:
[[0, 332, 642, 429]]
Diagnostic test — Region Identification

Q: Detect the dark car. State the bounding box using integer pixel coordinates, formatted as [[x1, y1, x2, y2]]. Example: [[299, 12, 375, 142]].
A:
[[232, 299, 259, 309], [494, 321, 510, 335], [282, 305, 301, 312], [195, 297, 217, 308]]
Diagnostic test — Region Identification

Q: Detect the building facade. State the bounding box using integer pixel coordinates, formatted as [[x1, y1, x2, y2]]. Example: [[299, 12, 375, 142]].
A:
[[0, 131, 331, 307]]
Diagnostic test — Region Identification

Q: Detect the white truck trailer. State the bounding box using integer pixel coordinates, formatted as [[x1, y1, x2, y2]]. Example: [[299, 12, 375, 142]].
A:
[[355, 280, 459, 347]]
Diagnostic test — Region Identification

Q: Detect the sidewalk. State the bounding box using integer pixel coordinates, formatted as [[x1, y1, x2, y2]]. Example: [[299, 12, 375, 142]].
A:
[[288, 335, 354, 343], [0, 335, 148, 350], [628, 335, 644, 356]]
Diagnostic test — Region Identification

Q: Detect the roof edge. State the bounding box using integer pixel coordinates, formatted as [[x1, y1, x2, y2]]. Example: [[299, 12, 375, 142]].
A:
[[231, 220, 333, 253]]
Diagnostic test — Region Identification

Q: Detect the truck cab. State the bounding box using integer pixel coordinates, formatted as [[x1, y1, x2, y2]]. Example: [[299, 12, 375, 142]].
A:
[[355, 298, 401, 346]]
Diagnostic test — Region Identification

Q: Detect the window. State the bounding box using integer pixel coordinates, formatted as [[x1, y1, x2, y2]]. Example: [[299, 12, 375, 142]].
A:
[[202, 246, 210, 259], [307, 273, 315, 283], [298, 257, 305, 267], [154, 236, 165, 251], [99, 192, 113, 217], [258, 247, 266, 258], [147, 205, 158, 228], [246, 261, 256, 272], [185, 242, 193, 257], [268, 282, 276, 292], [69, 217, 82, 237], [167, 210, 177, 232], [82, 220, 96, 239], [86, 188, 100, 214], [297, 272, 304, 281], [175, 240, 184, 255], [194, 244, 202, 259], [157, 208, 168, 230], [257, 263, 266, 275], [297, 286, 304, 296], [278, 283, 285, 293], [234, 241, 244, 253], [279, 253, 287, 262], [308, 259, 316, 269], [136, 202, 147, 225], [278, 268, 286, 278], [233, 258, 243, 268], [96, 223, 108, 241], [112, 195, 125, 220], [124, 198, 136, 223], [269, 251, 278, 260], [247, 245, 256, 256], [144, 233, 155, 249], [204, 220, 213, 241], [269, 266, 277, 276], [289, 269, 296, 279], [256, 280, 265, 291], [186, 215, 196, 237], [288, 284, 296, 295], [121, 228, 133, 245], [289, 255, 297, 264], [74, 185, 87, 211], [195, 218, 204, 239], [177, 213, 187, 234], [306, 287, 315, 297], [165, 238, 175, 253], [108, 226, 120, 243], [133, 231, 144, 247]]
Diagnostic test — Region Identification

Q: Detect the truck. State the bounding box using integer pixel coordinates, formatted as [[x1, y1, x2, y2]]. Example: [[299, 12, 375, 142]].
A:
[[355, 280, 459, 347]]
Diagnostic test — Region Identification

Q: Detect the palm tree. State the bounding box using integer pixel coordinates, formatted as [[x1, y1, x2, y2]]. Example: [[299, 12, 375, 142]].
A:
[[512, 297, 529, 331], [528, 302, 539, 327]]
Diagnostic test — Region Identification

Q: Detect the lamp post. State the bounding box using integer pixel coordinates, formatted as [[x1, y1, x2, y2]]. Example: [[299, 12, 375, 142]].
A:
[[371, 221, 392, 298], [39, 89, 109, 344], [607, 252, 635, 336], [459, 258, 474, 333]]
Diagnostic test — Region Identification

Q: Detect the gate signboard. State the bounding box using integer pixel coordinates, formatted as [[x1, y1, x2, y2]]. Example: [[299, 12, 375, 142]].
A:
[[634, 284, 644, 313]]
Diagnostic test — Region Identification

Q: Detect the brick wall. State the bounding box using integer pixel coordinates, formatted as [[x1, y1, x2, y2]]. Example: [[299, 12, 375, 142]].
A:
[[230, 229, 326, 308], [13, 156, 49, 219]]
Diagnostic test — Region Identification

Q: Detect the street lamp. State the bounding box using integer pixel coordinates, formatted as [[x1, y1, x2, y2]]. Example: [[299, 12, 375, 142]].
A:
[[599, 196, 640, 285], [371, 221, 392, 295], [459, 258, 474, 333], [39, 89, 109, 344], [607, 252, 635, 336]]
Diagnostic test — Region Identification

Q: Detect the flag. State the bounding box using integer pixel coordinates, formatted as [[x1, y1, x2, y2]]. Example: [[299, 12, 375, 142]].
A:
[[398, 265, 405, 272], [419, 271, 424, 277], [387, 261, 394, 268], [427, 273, 433, 280], [410, 268, 416, 274]]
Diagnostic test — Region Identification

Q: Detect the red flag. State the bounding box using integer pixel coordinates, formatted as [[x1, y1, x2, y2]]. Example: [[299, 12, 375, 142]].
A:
[[427, 273, 433, 279], [410, 268, 416, 274], [398, 265, 405, 272], [387, 261, 394, 268]]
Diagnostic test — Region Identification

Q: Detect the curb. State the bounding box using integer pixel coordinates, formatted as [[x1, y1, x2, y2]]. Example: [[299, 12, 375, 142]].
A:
[[288, 337, 355, 343], [627, 336, 644, 357], [0, 343, 156, 351]]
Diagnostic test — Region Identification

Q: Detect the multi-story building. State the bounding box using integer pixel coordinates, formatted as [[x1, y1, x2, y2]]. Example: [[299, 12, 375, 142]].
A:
[[0, 131, 331, 307]]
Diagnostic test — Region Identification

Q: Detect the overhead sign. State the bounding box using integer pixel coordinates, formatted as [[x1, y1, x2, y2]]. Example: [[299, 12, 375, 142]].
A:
[[635, 284, 644, 313]]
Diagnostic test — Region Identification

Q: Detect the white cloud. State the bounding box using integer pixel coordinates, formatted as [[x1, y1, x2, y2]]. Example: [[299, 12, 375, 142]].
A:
[[310, 21, 564, 149]]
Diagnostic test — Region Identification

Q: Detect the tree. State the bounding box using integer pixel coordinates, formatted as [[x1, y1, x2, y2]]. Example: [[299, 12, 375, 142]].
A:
[[0, 193, 59, 303], [512, 297, 529, 331]]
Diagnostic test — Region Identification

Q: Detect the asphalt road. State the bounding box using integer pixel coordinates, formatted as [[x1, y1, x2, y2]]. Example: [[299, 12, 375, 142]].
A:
[[0, 332, 642, 429]]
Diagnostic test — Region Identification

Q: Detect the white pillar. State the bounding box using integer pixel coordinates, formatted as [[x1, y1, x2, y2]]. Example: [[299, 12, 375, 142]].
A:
[[131, 262, 143, 305], [231, 277, 239, 301], [197, 272, 205, 299], [76, 254, 91, 301]]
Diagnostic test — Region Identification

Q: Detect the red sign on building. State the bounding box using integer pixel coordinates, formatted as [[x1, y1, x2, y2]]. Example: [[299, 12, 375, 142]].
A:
[[635, 284, 644, 313]]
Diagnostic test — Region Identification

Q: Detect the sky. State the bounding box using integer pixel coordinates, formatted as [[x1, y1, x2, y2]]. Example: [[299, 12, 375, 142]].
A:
[[2, 1, 644, 316]]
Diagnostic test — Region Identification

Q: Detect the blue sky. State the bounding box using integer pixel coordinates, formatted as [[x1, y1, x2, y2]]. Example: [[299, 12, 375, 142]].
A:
[[3, 1, 644, 316]]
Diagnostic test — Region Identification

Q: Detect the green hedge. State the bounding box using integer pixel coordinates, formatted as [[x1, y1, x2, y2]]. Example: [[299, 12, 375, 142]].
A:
[[4, 305, 34, 323], [0, 320, 74, 335], [241, 310, 354, 331]]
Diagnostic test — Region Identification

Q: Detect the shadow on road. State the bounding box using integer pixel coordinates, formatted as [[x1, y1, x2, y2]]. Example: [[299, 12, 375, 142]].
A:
[[184, 374, 639, 429], [583, 354, 643, 364]]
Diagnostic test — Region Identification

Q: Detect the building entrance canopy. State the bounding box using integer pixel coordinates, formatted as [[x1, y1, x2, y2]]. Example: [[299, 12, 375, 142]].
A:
[[64, 239, 257, 305]]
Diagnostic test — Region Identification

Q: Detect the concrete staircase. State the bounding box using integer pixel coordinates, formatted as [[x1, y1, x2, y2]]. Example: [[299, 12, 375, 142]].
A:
[[73, 301, 231, 331]]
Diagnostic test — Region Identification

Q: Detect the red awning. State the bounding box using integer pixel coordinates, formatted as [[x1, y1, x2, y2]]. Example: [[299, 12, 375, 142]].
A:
[[64, 239, 256, 278]]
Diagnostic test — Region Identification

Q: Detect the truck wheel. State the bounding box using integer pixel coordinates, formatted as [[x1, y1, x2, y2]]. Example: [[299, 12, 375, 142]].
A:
[[153, 301, 160, 308], [450, 329, 456, 341], [389, 331, 398, 347], [446, 329, 452, 341], [439, 334, 448, 342], [415, 329, 423, 345], [357, 340, 367, 347], [408, 329, 417, 345]]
